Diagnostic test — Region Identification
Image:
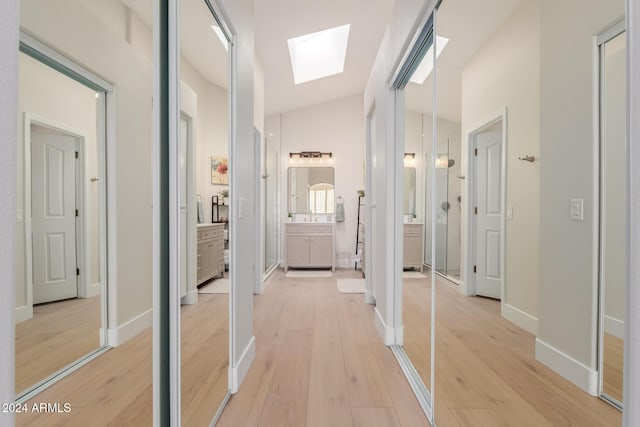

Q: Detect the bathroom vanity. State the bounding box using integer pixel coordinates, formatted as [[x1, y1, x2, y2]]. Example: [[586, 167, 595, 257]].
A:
[[404, 223, 424, 271], [284, 222, 336, 272], [197, 223, 225, 285]]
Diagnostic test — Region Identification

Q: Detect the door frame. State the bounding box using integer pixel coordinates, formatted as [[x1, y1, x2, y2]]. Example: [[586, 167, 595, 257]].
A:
[[23, 114, 90, 312], [179, 81, 198, 305], [364, 103, 375, 304], [463, 109, 507, 300], [596, 19, 626, 408]]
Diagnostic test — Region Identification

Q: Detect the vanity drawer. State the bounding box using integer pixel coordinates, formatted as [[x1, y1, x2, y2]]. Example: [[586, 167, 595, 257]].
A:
[[198, 224, 224, 241], [286, 224, 332, 235], [404, 224, 423, 234]]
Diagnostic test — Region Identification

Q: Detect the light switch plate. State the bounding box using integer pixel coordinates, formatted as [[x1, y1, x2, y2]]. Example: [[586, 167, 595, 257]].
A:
[[570, 199, 584, 221], [506, 205, 513, 220]]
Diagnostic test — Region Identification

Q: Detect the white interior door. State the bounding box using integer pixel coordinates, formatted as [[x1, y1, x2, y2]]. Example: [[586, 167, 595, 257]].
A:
[[179, 117, 188, 298], [31, 126, 78, 304], [474, 129, 503, 299]]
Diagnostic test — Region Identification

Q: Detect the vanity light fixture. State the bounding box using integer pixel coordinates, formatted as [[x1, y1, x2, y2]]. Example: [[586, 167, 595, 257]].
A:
[[289, 151, 333, 165], [404, 152, 416, 167], [435, 154, 449, 168]]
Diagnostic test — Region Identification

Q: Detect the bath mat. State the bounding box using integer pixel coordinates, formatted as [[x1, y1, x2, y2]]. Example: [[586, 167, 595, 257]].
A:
[[285, 270, 332, 278], [337, 279, 365, 294], [403, 271, 427, 279], [199, 278, 229, 294]]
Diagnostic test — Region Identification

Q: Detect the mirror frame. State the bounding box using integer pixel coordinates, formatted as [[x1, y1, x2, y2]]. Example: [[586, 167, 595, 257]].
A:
[[287, 166, 335, 215]]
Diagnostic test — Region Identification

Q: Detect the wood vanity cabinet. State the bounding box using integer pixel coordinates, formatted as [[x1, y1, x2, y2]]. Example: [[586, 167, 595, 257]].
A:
[[197, 224, 225, 285], [284, 223, 335, 272], [404, 223, 424, 271]]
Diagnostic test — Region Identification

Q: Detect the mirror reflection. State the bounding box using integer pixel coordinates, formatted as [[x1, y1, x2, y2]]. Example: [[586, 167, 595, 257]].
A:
[[404, 166, 416, 217], [16, 0, 154, 423], [600, 28, 626, 406], [178, 0, 231, 424], [401, 67, 432, 395], [15, 50, 105, 396], [287, 167, 335, 215]]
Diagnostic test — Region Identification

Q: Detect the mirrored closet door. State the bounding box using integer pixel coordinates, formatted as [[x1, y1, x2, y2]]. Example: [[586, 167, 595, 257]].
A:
[[394, 19, 437, 418], [599, 24, 626, 408], [178, 0, 231, 424], [16, 0, 155, 423]]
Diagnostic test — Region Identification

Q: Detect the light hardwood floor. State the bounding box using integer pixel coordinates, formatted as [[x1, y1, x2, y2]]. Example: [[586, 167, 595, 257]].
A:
[[16, 290, 228, 427], [603, 333, 623, 403], [15, 296, 101, 394], [404, 273, 622, 426], [217, 269, 430, 427]]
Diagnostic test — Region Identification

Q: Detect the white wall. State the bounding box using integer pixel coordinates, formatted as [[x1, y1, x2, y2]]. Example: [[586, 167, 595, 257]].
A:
[[460, 0, 540, 332], [272, 94, 365, 269], [364, 0, 437, 341], [180, 60, 229, 225], [15, 53, 101, 320], [218, 0, 257, 391], [538, 0, 625, 374], [0, 0, 18, 419]]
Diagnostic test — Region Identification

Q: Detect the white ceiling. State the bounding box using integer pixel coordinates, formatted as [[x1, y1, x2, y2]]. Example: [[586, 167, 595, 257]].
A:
[[123, 0, 228, 88], [405, 0, 525, 123], [123, 0, 525, 120], [256, 0, 395, 116]]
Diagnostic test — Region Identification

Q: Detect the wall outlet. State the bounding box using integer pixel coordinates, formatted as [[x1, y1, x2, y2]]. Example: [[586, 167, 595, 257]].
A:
[[570, 199, 584, 221]]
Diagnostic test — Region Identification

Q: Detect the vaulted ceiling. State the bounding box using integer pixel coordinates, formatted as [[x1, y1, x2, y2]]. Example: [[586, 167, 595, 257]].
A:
[[255, 0, 395, 116]]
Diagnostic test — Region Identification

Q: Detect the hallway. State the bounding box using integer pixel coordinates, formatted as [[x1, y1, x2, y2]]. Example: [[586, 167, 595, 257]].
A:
[[219, 269, 623, 427], [218, 270, 429, 427]]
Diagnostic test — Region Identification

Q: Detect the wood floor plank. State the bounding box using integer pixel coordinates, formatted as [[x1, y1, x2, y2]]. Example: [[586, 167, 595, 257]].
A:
[[338, 295, 393, 408], [603, 333, 623, 403], [258, 329, 314, 427], [15, 296, 101, 394], [372, 342, 431, 427], [305, 281, 352, 427], [351, 407, 401, 427], [217, 344, 283, 427]]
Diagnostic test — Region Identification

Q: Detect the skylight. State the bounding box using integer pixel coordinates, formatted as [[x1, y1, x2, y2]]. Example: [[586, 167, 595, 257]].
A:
[[287, 24, 351, 85], [211, 25, 228, 51], [410, 35, 449, 85]]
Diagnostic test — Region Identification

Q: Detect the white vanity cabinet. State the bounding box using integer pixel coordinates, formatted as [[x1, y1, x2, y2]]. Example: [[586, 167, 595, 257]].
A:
[[197, 223, 225, 285], [284, 223, 335, 272], [404, 223, 424, 271]]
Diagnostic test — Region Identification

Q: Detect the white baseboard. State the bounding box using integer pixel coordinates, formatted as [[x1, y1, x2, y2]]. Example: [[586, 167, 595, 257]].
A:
[[374, 307, 399, 346], [535, 338, 598, 396], [15, 305, 33, 324], [502, 303, 538, 335], [107, 309, 153, 347], [604, 315, 624, 339], [231, 336, 255, 393], [181, 289, 198, 305], [364, 289, 375, 305], [87, 282, 101, 298]]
